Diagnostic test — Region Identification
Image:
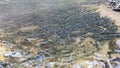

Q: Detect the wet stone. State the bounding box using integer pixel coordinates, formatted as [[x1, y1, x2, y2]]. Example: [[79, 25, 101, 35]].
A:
[[72, 64, 82, 68], [61, 50, 72, 54], [34, 53, 45, 62], [0, 62, 11, 68], [3, 50, 25, 58], [20, 38, 44, 46], [34, 64, 43, 68], [20, 61, 30, 67]]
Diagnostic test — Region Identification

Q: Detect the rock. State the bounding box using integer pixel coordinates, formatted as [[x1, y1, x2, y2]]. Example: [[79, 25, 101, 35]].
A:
[[93, 60, 106, 68], [0, 0, 10, 4], [20, 62, 30, 67], [24, 38, 38, 42], [61, 50, 72, 54], [46, 62, 55, 68], [20, 38, 44, 46], [77, 59, 106, 68], [19, 52, 45, 67], [4, 51, 24, 58], [46, 62, 71, 68], [110, 57, 120, 68], [34, 53, 45, 62], [93, 53, 107, 61], [80, 37, 97, 55], [20, 58, 45, 68], [116, 64, 120, 68], [20, 59, 40, 67], [0, 41, 14, 51], [0, 65, 3, 68], [35, 41, 48, 47], [72, 64, 82, 68], [0, 62, 11, 68], [115, 40, 120, 49], [34, 64, 44, 68], [116, 50, 120, 53], [109, 38, 120, 52], [108, 38, 120, 57]]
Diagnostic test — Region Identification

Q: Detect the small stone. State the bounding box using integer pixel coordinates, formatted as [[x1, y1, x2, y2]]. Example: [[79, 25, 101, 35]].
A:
[[4, 51, 24, 58], [72, 64, 82, 68], [116, 50, 120, 53], [116, 64, 120, 68], [35, 41, 48, 47], [20, 38, 43, 46], [34, 53, 45, 62], [20, 62, 30, 67], [0, 65, 3, 68], [34, 64, 43, 68], [115, 40, 120, 48], [0, 62, 11, 68], [46, 62, 55, 68]]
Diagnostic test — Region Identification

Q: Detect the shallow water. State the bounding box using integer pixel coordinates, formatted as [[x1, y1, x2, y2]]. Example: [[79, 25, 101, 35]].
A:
[[0, 0, 120, 68]]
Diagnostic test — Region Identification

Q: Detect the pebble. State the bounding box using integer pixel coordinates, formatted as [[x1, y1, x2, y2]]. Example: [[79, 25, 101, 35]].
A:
[[34, 53, 45, 62], [72, 64, 82, 68], [4, 51, 24, 58], [0, 62, 11, 68], [116, 50, 120, 53], [46, 62, 55, 68], [20, 62, 30, 67]]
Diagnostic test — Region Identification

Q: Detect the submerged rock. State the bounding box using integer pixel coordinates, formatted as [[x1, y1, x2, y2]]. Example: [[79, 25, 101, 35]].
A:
[[108, 38, 120, 58], [20, 62, 29, 66], [19, 53, 45, 67], [20, 61, 31, 67], [72, 64, 82, 68], [0, 0, 10, 4], [109, 38, 120, 52], [20, 38, 44, 46], [4, 51, 24, 58], [20, 59, 45, 68], [35, 41, 48, 47], [46, 62, 55, 68], [0, 62, 11, 68], [34, 53, 45, 62], [34, 64, 44, 68], [109, 57, 120, 68]]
